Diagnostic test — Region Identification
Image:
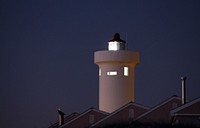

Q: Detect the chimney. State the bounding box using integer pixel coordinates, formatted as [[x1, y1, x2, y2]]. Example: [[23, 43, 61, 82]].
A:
[[181, 76, 187, 104], [57, 108, 65, 126]]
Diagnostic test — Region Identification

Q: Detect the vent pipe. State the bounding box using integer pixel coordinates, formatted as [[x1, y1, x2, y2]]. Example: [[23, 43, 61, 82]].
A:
[[181, 76, 187, 104], [57, 108, 65, 126]]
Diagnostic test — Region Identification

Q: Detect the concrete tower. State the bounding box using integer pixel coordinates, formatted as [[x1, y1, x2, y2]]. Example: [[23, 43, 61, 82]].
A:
[[94, 33, 140, 113]]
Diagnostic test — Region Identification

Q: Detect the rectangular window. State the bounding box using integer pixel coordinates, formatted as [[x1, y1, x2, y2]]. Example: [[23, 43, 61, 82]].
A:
[[124, 67, 128, 76], [99, 68, 101, 76], [129, 109, 134, 118], [107, 71, 117, 76], [172, 103, 178, 109], [89, 115, 94, 124]]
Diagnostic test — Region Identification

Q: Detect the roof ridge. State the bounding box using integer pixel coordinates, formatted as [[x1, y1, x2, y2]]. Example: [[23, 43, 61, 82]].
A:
[[60, 107, 108, 128], [134, 95, 182, 121], [171, 97, 200, 115], [90, 102, 150, 127]]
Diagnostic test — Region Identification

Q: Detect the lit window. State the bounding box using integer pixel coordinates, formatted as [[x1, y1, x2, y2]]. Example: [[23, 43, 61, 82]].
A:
[[129, 109, 134, 118], [124, 67, 128, 76], [99, 68, 101, 76], [108, 41, 120, 51], [89, 114, 94, 124], [107, 71, 117, 76]]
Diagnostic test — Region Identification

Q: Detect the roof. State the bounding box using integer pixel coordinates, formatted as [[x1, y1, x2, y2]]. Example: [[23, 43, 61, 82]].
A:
[[108, 33, 126, 43], [171, 97, 200, 115], [60, 107, 109, 128], [48, 112, 79, 128], [173, 113, 200, 117], [134, 95, 182, 121], [90, 101, 150, 127]]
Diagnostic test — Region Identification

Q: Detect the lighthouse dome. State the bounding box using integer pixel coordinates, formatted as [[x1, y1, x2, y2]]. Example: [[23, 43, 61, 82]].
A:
[[108, 33, 126, 51]]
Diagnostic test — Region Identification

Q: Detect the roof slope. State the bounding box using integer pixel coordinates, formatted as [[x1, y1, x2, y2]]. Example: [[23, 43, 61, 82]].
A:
[[171, 97, 200, 115], [134, 95, 183, 123], [90, 102, 150, 128], [60, 107, 108, 128], [48, 112, 79, 128]]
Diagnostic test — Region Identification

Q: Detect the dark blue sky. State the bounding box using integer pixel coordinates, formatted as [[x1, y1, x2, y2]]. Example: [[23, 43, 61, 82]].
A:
[[1, 0, 200, 128]]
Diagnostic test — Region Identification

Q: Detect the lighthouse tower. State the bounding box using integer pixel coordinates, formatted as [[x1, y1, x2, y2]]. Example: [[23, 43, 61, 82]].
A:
[[94, 33, 140, 113]]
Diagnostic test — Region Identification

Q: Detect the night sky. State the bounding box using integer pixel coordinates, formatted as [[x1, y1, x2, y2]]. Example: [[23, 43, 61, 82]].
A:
[[1, 0, 200, 128]]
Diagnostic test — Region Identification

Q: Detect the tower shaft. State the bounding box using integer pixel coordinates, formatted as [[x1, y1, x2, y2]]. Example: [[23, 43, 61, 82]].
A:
[[95, 50, 139, 113]]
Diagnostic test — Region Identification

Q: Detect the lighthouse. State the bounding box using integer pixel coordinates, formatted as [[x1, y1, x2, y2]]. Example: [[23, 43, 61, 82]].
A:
[[94, 33, 140, 113]]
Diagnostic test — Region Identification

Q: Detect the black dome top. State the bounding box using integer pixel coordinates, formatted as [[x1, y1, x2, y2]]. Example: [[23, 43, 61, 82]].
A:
[[108, 33, 126, 43]]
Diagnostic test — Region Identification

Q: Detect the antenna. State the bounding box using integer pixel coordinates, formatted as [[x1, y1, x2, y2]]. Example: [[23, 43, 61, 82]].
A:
[[126, 32, 128, 49]]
